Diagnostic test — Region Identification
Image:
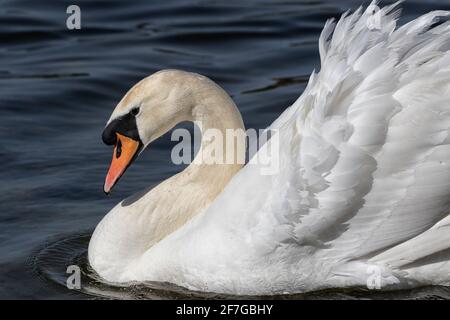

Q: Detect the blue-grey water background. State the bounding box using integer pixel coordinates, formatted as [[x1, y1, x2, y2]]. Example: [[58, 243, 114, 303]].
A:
[[1, 0, 450, 299]]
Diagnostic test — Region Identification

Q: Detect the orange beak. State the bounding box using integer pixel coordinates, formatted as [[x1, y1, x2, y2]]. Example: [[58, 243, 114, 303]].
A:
[[104, 133, 141, 194]]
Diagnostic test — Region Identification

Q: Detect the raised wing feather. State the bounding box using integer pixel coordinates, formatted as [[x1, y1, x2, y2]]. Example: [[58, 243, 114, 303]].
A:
[[275, 1, 450, 264]]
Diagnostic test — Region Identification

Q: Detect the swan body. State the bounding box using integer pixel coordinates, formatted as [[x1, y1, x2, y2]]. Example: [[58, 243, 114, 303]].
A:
[[89, 2, 450, 295]]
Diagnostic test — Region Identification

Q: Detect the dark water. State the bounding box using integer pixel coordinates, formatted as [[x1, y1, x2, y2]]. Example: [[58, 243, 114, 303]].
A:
[[1, 0, 450, 299]]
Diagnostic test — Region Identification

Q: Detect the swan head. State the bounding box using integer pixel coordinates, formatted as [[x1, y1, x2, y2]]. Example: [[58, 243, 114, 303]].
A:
[[102, 69, 198, 194]]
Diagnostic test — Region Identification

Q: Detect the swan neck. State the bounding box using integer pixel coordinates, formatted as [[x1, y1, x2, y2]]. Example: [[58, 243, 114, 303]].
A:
[[149, 78, 246, 237], [185, 80, 246, 174]]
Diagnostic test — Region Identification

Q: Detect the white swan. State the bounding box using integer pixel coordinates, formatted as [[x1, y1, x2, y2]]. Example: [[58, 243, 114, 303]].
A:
[[89, 2, 450, 295]]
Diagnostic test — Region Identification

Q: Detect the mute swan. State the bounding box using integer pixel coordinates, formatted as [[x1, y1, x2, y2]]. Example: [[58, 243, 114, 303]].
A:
[[89, 2, 450, 295]]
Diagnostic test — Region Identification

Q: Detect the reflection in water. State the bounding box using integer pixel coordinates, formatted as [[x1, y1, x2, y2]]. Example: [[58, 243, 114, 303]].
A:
[[32, 234, 450, 300]]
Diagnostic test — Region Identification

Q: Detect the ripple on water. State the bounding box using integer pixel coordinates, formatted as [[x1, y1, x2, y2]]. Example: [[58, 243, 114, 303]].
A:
[[32, 233, 450, 300]]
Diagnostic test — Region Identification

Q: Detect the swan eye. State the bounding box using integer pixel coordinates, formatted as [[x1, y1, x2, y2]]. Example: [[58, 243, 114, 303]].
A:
[[130, 107, 140, 116]]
